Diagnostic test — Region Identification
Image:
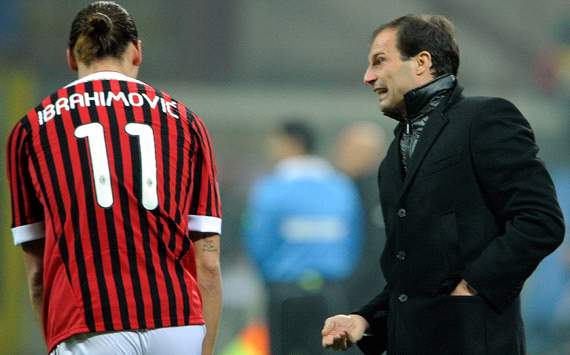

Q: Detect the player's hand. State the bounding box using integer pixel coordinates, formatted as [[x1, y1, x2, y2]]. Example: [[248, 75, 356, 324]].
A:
[[321, 314, 369, 350]]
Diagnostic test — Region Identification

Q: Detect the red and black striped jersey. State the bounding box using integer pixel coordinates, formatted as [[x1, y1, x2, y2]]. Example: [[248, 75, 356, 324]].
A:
[[6, 71, 222, 352]]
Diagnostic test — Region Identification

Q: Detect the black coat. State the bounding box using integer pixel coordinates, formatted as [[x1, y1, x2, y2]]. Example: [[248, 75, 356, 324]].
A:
[[355, 85, 565, 355]]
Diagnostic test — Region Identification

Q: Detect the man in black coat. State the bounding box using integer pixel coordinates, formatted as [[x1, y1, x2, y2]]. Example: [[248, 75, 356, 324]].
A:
[[321, 15, 565, 355]]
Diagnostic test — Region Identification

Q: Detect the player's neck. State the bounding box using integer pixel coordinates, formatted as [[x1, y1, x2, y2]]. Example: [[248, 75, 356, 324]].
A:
[[77, 59, 138, 80]]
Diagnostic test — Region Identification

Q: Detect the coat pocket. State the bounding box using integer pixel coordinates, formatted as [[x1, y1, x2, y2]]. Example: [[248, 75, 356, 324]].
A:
[[402, 295, 488, 355], [441, 295, 488, 354]]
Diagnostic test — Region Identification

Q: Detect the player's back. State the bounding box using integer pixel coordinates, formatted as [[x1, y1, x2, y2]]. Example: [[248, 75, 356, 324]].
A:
[[7, 71, 221, 351]]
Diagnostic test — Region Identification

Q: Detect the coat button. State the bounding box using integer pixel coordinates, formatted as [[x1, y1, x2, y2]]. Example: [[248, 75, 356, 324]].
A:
[[398, 294, 408, 303], [397, 208, 407, 218], [396, 251, 407, 261]]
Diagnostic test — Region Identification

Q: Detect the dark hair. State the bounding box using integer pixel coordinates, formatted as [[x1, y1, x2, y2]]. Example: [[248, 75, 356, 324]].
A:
[[279, 120, 316, 154], [68, 1, 138, 65], [373, 15, 459, 76]]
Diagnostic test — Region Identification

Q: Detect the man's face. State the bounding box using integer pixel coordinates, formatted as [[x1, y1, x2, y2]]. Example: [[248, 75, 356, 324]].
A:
[[363, 28, 418, 116]]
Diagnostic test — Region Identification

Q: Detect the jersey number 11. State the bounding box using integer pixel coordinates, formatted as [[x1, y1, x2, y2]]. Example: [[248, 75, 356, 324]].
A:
[[74, 122, 158, 210]]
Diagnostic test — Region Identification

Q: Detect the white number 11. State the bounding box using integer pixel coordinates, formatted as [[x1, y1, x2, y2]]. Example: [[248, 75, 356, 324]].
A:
[[74, 122, 158, 210]]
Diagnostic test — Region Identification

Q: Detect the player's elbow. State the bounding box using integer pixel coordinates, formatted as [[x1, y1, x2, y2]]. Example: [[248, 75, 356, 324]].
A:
[[198, 257, 221, 275], [21, 240, 45, 308], [25, 264, 44, 312], [197, 256, 222, 284], [197, 259, 222, 295], [29, 282, 43, 306]]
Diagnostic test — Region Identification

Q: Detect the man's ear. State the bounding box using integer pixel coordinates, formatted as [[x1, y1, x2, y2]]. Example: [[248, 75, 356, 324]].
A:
[[66, 48, 78, 71], [132, 40, 143, 66], [415, 50, 432, 76]]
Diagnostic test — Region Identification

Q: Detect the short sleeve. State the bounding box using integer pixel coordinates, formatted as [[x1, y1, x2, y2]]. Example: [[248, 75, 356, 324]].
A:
[[7, 121, 45, 245], [187, 114, 222, 234]]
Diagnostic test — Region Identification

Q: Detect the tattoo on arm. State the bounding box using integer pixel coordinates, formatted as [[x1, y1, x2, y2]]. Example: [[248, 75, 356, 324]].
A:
[[202, 239, 218, 252]]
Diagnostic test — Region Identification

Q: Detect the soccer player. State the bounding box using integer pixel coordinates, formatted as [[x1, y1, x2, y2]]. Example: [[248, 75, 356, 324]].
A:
[[6, 2, 222, 354]]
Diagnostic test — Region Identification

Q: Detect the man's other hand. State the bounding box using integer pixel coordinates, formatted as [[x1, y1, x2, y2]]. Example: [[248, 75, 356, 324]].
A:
[[321, 314, 369, 350]]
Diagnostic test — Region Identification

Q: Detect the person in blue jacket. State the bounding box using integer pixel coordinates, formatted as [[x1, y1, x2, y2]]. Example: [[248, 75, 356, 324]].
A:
[[243, 120, 363, 355]]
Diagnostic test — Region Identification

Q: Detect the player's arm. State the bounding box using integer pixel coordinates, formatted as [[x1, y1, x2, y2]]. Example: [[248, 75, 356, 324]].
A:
[[191, 232, 222, 355], [21, 238, 45, 323], [7, 121, 46, 324], [187, 113, 223, 354]]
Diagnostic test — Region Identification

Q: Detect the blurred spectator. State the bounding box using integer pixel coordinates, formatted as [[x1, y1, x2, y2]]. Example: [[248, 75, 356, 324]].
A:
[[534, 18, 570, 96], [242, 120, 363, 354], [334, 121, 389, 309]]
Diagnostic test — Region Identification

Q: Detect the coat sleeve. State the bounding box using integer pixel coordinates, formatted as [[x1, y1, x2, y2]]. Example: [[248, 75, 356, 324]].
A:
[[462, 98, 565, 312], [352, 286, 389, 353]]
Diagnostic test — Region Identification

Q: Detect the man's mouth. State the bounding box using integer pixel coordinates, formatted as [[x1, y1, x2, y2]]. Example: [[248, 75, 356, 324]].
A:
[[375, 87, 388, 100]]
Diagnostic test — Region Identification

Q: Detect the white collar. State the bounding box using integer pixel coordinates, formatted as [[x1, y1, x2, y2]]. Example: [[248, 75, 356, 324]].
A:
[[274, 155, 334, 179], [65, 71, 146, 88]]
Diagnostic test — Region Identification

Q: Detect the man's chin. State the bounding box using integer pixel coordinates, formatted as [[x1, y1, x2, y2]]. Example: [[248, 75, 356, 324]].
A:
[[380, 105, 401, 118]]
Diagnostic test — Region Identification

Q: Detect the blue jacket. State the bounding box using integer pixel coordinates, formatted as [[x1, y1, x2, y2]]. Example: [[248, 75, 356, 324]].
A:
[[243, 156, 363, 283]]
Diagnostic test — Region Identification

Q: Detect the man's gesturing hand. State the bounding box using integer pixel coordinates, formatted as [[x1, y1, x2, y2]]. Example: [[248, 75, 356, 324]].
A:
[[321, 314, 369, 350]]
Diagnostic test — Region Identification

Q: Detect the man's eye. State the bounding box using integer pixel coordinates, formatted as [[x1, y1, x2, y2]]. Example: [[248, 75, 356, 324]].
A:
[[373, 57, 384, 65]]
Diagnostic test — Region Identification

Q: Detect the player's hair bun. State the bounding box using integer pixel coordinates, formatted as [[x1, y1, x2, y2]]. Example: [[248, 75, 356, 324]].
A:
[[69, 2, 138, 65], [86, 12, 113, 37]]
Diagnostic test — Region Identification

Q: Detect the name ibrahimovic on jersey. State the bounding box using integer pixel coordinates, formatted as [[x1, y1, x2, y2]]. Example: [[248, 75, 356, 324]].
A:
[[38, 90, 180, 125]]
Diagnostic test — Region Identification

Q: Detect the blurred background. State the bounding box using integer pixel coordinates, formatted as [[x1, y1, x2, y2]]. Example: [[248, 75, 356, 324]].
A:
[[0, 0, 568, 354]]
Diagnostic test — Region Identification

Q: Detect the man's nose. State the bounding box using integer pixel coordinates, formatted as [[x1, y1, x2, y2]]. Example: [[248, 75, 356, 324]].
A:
[[363, 67, 376, 86]]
